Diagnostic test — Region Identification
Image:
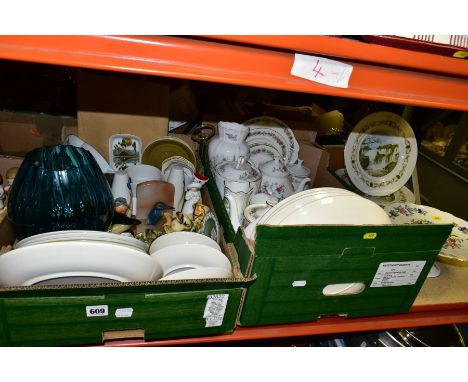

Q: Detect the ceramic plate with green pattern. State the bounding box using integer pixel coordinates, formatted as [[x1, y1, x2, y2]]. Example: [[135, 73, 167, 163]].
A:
[[384, 203, 468, 266], [344, 112, 417, 197]]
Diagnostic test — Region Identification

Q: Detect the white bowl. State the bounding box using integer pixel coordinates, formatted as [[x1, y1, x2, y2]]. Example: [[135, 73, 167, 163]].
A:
[[126, 164, 163, 184], [149, 232, 222, 255], [150, 244, 231, 277]]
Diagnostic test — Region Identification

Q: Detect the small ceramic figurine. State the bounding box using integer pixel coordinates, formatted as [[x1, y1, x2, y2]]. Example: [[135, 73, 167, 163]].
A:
[[182, 182, 202, 217], [163, 211, 192, 233], [4, 167, 18, 196], [114, 197, 130, 215], [147, 202, 174, 226], [191, 202, 210, 232], [182, 172, 209, 217]]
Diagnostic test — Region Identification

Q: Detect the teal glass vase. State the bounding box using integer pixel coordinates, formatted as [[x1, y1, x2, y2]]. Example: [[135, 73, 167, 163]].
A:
[[7, 145, 114, 240]]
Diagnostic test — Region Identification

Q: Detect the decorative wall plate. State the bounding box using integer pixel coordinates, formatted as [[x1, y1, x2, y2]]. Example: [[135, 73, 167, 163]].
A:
[[109, 134, 142, 171], [384, 203, 468, 266], [244, 116, 299, 164], [344, 112, 417, 197]]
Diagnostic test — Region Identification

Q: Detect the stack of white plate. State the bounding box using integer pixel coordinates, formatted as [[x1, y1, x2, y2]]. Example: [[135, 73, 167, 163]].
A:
[[257, 187, 392, 227], [244, 187, 391, 242], [0, 230, 160, 287], [149, 232, 233, 280]]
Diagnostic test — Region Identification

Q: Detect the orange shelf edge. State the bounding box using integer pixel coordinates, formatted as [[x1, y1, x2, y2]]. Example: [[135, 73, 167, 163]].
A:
[[103, 303, 468, 347], [0, 35, 468, 111], [204, 35, 468, 78]]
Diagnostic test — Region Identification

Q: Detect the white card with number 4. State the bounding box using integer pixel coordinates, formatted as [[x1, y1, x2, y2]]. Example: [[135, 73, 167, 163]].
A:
[[291, 53, 353, 88]]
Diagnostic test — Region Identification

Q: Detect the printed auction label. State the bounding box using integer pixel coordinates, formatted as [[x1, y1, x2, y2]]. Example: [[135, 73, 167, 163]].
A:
[[203, 294, 229, 327], [371, 261, 426, 287]]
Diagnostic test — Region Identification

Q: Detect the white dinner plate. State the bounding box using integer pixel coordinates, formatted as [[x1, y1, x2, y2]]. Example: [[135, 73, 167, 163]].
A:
[[344, 112, 418, 197], [160, 267, 233, 281], [0, 241, 162, 287], [15, 230, 148, 253], [150, 244, 232, 277], [384, 203, 468, 266]]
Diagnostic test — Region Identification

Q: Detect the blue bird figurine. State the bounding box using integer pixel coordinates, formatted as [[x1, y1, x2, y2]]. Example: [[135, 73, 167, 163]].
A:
[[147, 202, 174, 226]]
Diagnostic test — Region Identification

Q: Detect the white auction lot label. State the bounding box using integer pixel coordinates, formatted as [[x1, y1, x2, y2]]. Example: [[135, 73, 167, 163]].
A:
[[86, 305, 109, 317], [291, 53, 354, 88], [371, 261, 426, 287], [203, 294, 229, 327]]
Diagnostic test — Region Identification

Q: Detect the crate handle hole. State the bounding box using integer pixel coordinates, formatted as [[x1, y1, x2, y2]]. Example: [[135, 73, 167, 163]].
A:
[[322, 283, 365, 296]]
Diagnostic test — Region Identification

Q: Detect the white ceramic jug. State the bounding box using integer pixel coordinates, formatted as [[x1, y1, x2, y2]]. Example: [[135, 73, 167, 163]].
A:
[[208, 121, 250, 167], [224, 186, 253, 232]]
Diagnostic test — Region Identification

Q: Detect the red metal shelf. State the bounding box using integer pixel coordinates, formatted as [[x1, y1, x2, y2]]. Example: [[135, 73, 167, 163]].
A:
[[1, 35, 468, 111], [1, 35, 467, 346], [204, 35, 468, 78], [103, 303, 468, 346]]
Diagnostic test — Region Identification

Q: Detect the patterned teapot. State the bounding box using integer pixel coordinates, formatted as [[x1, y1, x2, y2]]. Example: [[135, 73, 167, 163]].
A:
[[259, 157, 310, 200]]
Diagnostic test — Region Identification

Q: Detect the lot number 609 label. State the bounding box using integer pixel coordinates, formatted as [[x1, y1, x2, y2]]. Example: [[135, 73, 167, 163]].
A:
[[86, 305, 109, 317]]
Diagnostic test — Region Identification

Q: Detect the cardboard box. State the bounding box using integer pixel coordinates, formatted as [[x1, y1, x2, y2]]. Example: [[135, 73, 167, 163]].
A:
[[0, 186, 253, 346], [0, 111, 76, 156], [77, 72, 169, 162], [200, 142, 452, 327]]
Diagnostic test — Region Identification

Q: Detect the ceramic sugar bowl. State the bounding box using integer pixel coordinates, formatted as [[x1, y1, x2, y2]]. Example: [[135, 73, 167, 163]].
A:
[[214, 156, 261, 199], [259, 157, 310, 200]]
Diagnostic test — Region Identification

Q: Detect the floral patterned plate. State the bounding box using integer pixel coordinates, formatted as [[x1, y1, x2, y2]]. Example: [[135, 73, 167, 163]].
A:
[[384, 203, 468, 266], [244, 116, 299, 164], [344, 112, 417, 197], [247, 135, 288, 161]]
